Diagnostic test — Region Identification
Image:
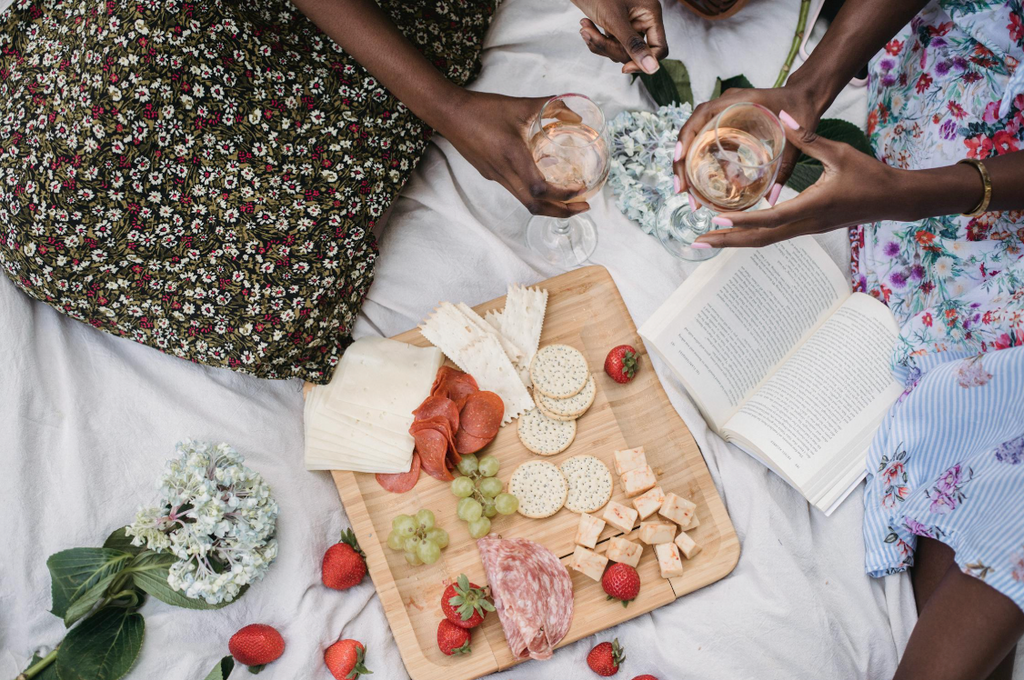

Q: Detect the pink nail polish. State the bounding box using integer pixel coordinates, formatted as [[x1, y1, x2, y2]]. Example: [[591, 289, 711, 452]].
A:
[[673, 176, 681, 194], [674, 141, 683, 162], [778, 110, 800, 131], [686, 193, 696, 211], [711, 216, 733, 227], [691, 242, 712, 249], [768, 183, 782, 206]]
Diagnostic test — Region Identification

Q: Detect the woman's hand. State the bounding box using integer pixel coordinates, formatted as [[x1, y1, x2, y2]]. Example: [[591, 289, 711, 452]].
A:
[[573, 0, 667, 75], [441, 91, 591, 218], [693, 111, 907, 248], [672, 85, 823, 201]]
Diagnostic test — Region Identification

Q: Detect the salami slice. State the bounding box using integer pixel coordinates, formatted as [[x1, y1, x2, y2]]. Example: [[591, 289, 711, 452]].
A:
[[414, 429, 453, 481], [375, 453, 421, 493], [459, 391, 504, 439], [412, 395, 460, 433], [476, 537, 574, 661], [455, 428, 493, 455]]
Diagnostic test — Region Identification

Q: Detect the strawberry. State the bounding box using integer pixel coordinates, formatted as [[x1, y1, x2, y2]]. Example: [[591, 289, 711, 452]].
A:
[[322, 528, 367, 591], [604, 345, 639, 384], [228, 624, 285, 673], [632, 676, 659, 680], [436, 619, 472, 656], [441, 574, 495, 629], [325, 639, 372, 680], [602, 563, 640, 607], [587, 638, 625, 676]]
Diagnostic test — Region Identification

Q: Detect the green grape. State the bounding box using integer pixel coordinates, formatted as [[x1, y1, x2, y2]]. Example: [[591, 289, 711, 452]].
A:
[[403, 536, 420, 553], [451, 476, 475, 498], [426, 528, 449, 549], [394, 515, 417, 537], [457, 497, 483, 523], [415, 509, 436, 530], [456, 454, 479, 476], [477, 477, 503, 498], [404, 550, 422, 566], [477, 455, 500, 477], [495, 493, 519, 516], [417, 539, 441, 565], [387, 530, 404, 551], [467, 516, 491, 539], [482, 499, 497, 518]]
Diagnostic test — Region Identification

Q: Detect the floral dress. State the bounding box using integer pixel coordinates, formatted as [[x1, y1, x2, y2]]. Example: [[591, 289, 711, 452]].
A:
[[857, 0, 1024, 610], [0, 0, 494, 383]]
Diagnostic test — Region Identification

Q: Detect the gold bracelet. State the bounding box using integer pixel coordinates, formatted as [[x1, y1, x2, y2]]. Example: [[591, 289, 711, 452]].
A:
[[958, 158, 992, 216]]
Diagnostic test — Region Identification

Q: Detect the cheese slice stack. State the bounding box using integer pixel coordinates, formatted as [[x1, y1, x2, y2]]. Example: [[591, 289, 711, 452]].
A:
[[304, 337, 443, 473]]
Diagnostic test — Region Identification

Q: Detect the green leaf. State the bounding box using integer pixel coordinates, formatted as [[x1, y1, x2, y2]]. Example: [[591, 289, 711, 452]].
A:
[[129, 551, 245, 610], [785, 118, 874, 192], [710, 77, 723, 102], [720, 74, 754, 91], [62, 571, 123, 627], [102, 527, 144, 557], [203, 656, 236, 680], [637, 58, 691, 108], [23, 651, 60, 680], [47, 548, 132, 627], [55, 607, 144, 680]]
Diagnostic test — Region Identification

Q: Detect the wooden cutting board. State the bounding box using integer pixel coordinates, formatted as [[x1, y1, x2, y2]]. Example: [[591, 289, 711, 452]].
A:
[[329, 265, 740, 680]]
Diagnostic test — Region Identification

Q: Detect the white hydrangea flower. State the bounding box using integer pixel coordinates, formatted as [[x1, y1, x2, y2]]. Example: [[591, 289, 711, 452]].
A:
[[606, 102, 693, 235], [126, 440, 279, 605]]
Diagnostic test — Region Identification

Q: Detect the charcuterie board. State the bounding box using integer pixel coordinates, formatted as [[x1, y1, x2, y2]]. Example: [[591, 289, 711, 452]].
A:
[[330, 265, 740, 680]]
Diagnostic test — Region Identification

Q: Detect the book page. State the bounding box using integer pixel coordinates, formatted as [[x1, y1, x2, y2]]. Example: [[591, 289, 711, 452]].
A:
[[638, 237, 850, 431], [722, 293, 903, 494]]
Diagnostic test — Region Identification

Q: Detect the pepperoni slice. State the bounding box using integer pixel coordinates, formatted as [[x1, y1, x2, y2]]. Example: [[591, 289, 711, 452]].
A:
[[414, 428, 453, 481], [459, 391, 504, 439], [376, 453, 421, 493], [430, 366, 464, 398], [455, 428, 493, 455], [412, 395, 460, 433], [448, 374, 480, 409], [410, 416, 456, 452]]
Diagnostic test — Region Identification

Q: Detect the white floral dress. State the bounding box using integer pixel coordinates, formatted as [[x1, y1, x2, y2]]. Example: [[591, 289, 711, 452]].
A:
[[858, 0, 1024, 610]]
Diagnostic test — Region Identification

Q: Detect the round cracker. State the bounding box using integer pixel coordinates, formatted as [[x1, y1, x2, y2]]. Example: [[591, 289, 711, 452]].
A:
[[559, 455, 613, 514], [530, 344, 589, 399], [517, 408, 577, 456], [509, 460, 568, 518], [535, 373, 596, 420]]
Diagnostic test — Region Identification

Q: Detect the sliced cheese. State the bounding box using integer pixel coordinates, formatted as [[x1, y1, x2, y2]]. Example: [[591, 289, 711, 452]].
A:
[[659, 493, 697, 527], [655, 542, 684, 578], [575, 513, 606, 549], [613, 447, 647, 476], [621, 465, 658, 497], [602, 500, 639, 534], [570, 545, 608, 581], [674, 530, 703, 560], [639, 521, 676, 545], [631, 486, 665, 520], [606, 536, 643, 568]]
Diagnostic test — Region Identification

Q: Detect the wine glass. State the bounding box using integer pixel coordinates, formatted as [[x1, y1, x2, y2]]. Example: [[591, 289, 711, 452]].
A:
[[658, 102, 786, 262], [525, 94, 610, 268]]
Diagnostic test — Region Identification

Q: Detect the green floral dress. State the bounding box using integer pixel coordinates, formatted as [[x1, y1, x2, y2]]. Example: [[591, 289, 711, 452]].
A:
[[0, 0, 494, 383]]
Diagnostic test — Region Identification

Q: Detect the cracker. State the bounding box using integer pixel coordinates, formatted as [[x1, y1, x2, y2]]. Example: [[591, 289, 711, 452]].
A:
[[500, 284, 548, 385], [559, 455, 613, 514], [534, 373, 596, 420], [517, 408, 576, 456], [530, 344, 589, 399], [509, 460, 568, 518]]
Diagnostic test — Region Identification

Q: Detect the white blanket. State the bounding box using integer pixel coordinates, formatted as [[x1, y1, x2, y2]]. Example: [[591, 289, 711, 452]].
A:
[[5, 0, 991, 677]]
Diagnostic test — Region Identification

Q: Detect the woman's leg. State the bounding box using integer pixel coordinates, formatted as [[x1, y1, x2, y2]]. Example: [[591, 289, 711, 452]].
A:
[[894, 538, 1024, 680]]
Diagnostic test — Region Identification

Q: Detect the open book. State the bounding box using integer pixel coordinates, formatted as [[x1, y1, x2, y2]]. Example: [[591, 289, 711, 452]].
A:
[[639, 236, 903, 514]]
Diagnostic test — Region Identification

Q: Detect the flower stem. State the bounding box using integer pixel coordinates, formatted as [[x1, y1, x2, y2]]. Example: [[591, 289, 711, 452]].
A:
[[17, 646, 58, 680], [773, 0, 812, 88]]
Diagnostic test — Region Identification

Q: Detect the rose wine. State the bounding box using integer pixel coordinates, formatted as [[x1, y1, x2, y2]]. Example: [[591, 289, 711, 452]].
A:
[[531, 121, 610, 203], [685, 126, 776, 212]]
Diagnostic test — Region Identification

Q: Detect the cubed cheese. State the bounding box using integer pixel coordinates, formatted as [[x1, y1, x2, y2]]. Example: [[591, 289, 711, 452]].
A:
[[570, 545, 609, 581], [606, 536, 643, 568], [655, 542, 684, 578], [681, 515, 700, 532], [575, 513, 607, 549], [638, 521, 677, 545], [631, 486, 665, 519], [602, 500, 639, 534], [612, 446, 647, 476], [659, 492, 697, 527], [674, 530, 703, 560], [621, 465, 657, 497]]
